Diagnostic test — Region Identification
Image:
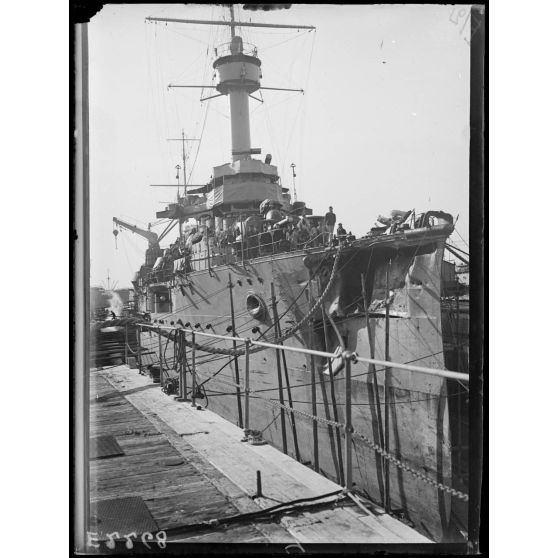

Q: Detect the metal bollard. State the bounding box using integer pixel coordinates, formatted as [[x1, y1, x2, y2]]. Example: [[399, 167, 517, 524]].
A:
[[255, 470, 262, 498]]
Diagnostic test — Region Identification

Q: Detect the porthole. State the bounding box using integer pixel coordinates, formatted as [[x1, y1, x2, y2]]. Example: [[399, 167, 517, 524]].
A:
[[246, 293, 267, 321]]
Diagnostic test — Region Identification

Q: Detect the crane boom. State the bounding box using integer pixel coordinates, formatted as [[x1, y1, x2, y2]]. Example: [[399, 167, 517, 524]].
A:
[[112, 217, 159, 247]]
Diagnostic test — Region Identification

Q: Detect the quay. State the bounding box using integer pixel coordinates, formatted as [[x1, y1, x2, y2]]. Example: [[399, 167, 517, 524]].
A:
[[88, 364, 431, 548]]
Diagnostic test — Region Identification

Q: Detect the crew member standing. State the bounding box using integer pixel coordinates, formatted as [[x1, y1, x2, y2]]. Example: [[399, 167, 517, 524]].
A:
[[336, 223, 347, 243], [324, 206, 336, 244], [290, 226, 299, 251], [309, 223, 318, 247]]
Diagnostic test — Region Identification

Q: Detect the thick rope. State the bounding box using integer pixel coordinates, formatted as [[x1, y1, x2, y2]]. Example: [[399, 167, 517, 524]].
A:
[[175, 244, 343, 357]]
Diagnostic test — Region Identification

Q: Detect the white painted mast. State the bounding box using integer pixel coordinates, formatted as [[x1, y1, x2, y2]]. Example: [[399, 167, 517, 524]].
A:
[[217, 6, 258, 161], [147, 8, 313, 164]]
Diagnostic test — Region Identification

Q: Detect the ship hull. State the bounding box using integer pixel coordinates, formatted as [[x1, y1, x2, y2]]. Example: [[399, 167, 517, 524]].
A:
[[137, 235, 465, 542]]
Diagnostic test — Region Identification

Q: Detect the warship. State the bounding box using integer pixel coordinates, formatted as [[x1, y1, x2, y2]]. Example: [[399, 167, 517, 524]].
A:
[[110, 7, 470, 543]]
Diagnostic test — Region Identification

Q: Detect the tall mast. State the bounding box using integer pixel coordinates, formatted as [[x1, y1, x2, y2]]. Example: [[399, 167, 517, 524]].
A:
[[181, 130, 187, 190], [167, 130, 200, 196], [105, 269, 117, 291], [229, 5, 236, 38], [147, 9, 314, 163], [213, 4, 255, 162]]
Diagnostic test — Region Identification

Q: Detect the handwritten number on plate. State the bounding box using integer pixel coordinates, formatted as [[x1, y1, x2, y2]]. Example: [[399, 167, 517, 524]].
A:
[[155, 530, 167, 549], [141, 531, 154, 549], [123, 532, 137, 549], [105, 532, 120, 550]]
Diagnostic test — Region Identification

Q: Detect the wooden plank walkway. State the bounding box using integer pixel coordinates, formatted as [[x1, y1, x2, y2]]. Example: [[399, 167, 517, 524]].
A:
[[90, 372, 289, 544], [89, 365, 431, 546]]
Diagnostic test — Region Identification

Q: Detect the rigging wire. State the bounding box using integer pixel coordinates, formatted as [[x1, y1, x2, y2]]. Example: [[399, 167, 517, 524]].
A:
[[250, 390, 468, 408], [257, 29, 314, 53], [453, 226, 469, 248], [187, 85, 211, 184], [296, 30, 316, 200], [191, 349, 449, 395], [120, 235, 137, 276], [167, 319, 448, 397]]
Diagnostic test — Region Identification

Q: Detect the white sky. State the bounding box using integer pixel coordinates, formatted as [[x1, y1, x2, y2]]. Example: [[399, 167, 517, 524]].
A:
[[89, 3, 471, 289]]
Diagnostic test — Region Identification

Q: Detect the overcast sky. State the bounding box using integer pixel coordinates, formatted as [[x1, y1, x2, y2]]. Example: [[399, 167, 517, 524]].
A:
[[89, 3, 471, 289]]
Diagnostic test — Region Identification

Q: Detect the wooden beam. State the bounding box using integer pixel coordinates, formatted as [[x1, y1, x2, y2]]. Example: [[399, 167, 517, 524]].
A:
[[307, 278, 319, 472], [270, 282, 288, 454], [384, 260, 392, 512], [228, 273, 244, 429], [344, 354, 353, 490], [191, 332, 197, 407], [271, 286, 301, 462], [244, 339, 251, 433], [361, 272, 385, 504], [318, 276, 344, 484]]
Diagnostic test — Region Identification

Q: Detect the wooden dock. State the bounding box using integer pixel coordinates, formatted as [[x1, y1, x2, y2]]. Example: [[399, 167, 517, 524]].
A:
[[88, 365, 431, 548]]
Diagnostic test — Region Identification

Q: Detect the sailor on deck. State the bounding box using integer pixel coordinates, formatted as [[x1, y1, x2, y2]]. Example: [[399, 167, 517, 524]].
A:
[[309, 223, 318, 247], [336, 223, 347, 243], [290, 226, 299, 251], [324, 206, 336, 244]]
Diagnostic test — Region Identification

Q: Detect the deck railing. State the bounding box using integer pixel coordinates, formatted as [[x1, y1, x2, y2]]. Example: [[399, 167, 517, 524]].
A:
[[101, 321, 470, 510], [137, 323, 468, 382], [146, 231, 331, 283]]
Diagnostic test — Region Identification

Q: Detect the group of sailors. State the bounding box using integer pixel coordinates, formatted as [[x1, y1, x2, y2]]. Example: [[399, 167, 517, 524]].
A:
[[155, 201, 384, 276], [148, 206, 423, 284], [211, 206, 355, 258]]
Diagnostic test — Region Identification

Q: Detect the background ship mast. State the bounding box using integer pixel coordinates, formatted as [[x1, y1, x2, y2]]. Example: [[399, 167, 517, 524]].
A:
[[103, 269, 118, 291], [167, 130, 200, 197]]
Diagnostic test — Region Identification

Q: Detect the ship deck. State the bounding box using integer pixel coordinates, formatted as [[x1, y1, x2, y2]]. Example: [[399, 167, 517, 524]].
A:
[[88, 365, 431, 548]]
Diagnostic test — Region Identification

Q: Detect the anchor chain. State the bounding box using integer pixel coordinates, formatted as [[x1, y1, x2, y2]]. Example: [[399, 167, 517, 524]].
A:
[[352, 431, 469, 501], [256, 395, 469, 502], [262, 395, 346, 429]]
